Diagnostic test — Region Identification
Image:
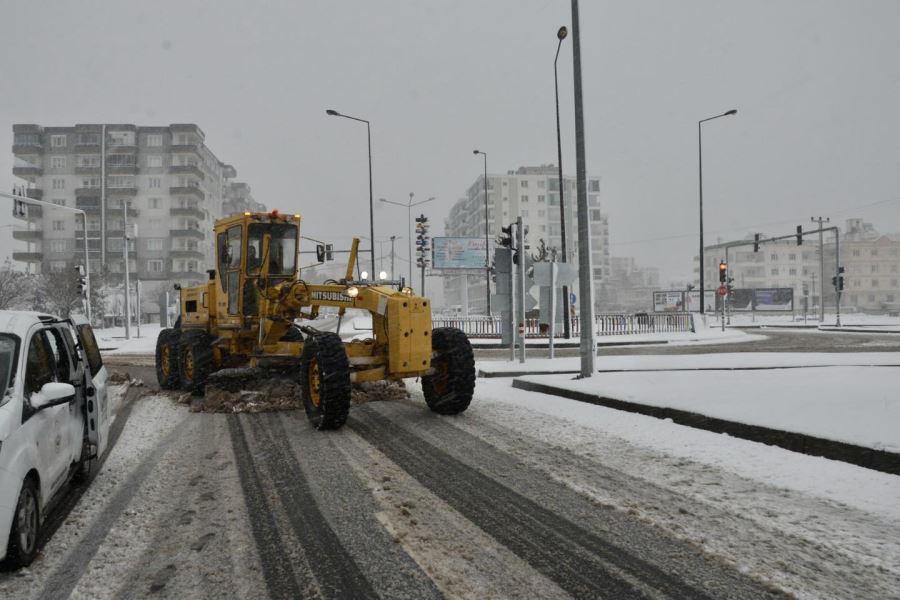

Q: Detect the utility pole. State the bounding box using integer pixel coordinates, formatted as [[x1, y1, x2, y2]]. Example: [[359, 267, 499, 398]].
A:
[[123, 199, 131, 339], [812, 216, 830, 321], [517, 216, 526, 364], [571, 0, 595, 377], [390, 235, 397, 280]]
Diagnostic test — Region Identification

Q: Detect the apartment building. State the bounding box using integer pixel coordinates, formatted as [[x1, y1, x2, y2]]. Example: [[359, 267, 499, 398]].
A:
[[442, 164, 609, 314], [11, 123, 258, 293], [694, 218, 900, 313], [604, 256, 660, 312]]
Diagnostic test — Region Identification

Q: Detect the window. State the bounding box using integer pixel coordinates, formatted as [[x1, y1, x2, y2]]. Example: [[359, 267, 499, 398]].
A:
[[149, 197, 161, 209], [75, 324, 103, 375], [50, 134, 67, 148], [853, 248, 861, 257], [81, 177, 100, 188], [788, 253, 796, 261], [52, 178, 65, 190], [146, 134, 163, 147], [537, 195, 545, 203], [521, 195, 529, 202], [789, 268, 797, 275], [78, 155, 100, 168], [537, 180, 545, 189], [108, 175, 134, 188], [802, 252, 810, 260], [49, 261, 67, 272], [872, 279, 879, 288], [589, 179, 600, 192], [147, 259, 164, 272], [52, 220, 65, 231], [24, 331, 56, 399], [771, 268, 779, 276], [49, 240, 67, 253], [52, 199, 66, 207], [590, 209, 603, 220], [871, 264, 879, 273], [589, 195, 600, 206], [76, 133, 100, 146], [146, 155, 163, 168], [868, 294, 876, 302], [50, 156, 66, 169], [520, 180, 528, 188], [108, 131, 135, 146], [148, 177, 161, 189], [147, 239, 164, 250], [888, 294, 896, 303], [770, 253, 778, 261], [108, 154, 135, 167]]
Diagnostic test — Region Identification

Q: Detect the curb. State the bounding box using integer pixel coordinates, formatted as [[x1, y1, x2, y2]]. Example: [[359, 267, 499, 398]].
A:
[[818, 327, 900, 335], [472, 340, 667, 350], [479, 363, 900, 378], [511, 379, 900, 476]]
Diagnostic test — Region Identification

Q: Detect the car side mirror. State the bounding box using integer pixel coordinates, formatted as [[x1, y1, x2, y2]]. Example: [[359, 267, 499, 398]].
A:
[[31, 382, 76, 410]]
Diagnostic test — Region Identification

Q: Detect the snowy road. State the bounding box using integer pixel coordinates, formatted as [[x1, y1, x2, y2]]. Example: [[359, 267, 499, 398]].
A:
[[1, 370, 897, 599]]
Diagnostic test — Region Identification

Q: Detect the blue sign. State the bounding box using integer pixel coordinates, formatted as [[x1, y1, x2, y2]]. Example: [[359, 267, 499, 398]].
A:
[[432, 237, 488, 269], [570, 292, 576, 305]]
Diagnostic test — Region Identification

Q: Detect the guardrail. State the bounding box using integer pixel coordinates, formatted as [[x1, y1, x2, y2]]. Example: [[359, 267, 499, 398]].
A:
[[432, 312, 694, 338]]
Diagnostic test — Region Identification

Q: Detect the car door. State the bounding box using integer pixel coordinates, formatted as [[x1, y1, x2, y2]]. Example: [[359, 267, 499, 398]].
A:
[[74, 322, 109, 458], [46, 326, 83, 467], [21, 329, 69, 498]]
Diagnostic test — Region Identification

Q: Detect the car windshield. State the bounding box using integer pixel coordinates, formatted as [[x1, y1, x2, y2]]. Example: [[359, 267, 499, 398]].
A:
[[0, 334, 20, 406]]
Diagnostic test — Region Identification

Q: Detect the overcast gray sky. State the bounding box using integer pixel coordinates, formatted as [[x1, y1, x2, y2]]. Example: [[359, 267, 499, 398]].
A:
[[2, 0, 899, 285]]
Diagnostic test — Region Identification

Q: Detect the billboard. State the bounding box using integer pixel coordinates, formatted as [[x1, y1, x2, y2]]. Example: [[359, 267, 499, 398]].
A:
[[753, 287, 794, 311], [432, 237, 488, 270], [653, 291, 686, 312]]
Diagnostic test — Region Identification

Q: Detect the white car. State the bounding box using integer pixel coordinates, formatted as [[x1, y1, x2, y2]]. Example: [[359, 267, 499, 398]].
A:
[[0, 312, 109, 567]]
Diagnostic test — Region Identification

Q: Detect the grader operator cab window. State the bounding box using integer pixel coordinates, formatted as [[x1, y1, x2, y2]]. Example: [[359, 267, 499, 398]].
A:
[[222, 225, 242, 315], [246, 223, 297, 277]]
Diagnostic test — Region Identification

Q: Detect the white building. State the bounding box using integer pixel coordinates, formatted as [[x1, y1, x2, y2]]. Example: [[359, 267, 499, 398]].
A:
[[442, 165, 609, 314]]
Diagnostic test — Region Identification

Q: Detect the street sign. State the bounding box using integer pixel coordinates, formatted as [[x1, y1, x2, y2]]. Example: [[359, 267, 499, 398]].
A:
[[718, 285, 727, 297], [570, 292, 576, 305]]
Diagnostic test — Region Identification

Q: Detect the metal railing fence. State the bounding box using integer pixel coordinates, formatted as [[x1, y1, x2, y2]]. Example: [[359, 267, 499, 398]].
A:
[[432, 312, 694, 338]]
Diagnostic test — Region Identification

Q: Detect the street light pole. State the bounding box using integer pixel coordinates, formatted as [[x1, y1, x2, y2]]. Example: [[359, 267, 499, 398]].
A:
[[473, 150, 491, 316], [326, 109, 376, 276], [380, 195, 435, 289], [554, 25, 570, 338], [698, 108, 737, 315]]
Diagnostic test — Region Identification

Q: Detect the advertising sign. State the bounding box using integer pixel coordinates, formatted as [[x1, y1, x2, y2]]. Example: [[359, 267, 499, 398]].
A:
[[754, 287, 794, 311], [686, 290, 717, 313], [653, 291, 685, 312], [432, 237, 488, 270]]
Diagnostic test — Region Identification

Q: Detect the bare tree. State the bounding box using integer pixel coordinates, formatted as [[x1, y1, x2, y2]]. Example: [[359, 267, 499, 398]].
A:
[[37, 269, 83, 319], [0, 260, 34, 310]]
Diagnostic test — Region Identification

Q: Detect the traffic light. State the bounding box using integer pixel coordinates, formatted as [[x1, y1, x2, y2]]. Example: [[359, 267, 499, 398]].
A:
[[74, 265, 87, 298], [832, 266, 845, 291], [753, 233, 760, 253], [415, 214, 430, 268], [796, 225, 803, 246], [498, 225, 513, 248], [719, 260, 727, 283], [11, 198, 26, 218]]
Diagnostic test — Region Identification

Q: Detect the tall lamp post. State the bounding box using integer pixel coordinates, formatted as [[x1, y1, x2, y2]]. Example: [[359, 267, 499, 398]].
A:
[[698, 108, 737, 314], [326, 108, 376, 275], [380, 194, 435, 287], [553, 25, 570, 337], [473, 150, 491, 316]]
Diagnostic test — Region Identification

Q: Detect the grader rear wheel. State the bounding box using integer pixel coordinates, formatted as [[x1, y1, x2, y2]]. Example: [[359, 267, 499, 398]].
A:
[[155, 328, 181, 390], [299, 332, 351, 430], [422, 327, 475, 415]]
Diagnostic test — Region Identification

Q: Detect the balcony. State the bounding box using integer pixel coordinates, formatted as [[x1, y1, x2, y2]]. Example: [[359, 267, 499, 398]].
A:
[[75, 165, 101, 175], [107, 164, 138, 175], [13, 165, 43, 177], [170, 229, 205, 240], [24, 189, 43, 201], [169, 206, 205, 220], [105, 206, 140, 218], [75, 198, 101, 211], [169, 186, 205, 200], [12, 230, 42, 242], [169, 164, 205, 179], [12, 252, 43, 263], [170, 143, 200, 154], [14, 205, 43, 221], [170, 250, 205, 260], [107, 187, 138, 196], [76, 187, 102, 198], [12, 142, 42, 154]]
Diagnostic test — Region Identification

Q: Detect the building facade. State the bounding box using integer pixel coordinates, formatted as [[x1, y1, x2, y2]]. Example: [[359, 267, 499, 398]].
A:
[[603, 256, 660, 312], [11, 124, 263, 289], [694, 218, 900, 314], [442, 165, 609, 314]]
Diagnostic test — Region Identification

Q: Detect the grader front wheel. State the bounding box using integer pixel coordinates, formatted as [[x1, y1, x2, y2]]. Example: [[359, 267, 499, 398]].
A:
[[155, 328, 181, 390], [422, 327, 475, 415], [299, 333, 351, 430]]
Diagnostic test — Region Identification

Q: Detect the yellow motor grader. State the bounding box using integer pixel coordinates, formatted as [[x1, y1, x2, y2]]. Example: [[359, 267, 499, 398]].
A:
[[155, 210, 475, 430]]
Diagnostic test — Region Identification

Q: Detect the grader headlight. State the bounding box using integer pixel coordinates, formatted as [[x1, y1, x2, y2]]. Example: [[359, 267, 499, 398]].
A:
[[344, 286, 360, 298], [401, 287, 413, 296]]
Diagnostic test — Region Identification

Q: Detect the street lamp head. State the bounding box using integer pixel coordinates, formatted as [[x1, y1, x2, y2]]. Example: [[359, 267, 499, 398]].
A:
[[325, 109, 340, 116], [725, 109, 737, 116], [473, 149, 480, 155], [557, 26, 568, 40]]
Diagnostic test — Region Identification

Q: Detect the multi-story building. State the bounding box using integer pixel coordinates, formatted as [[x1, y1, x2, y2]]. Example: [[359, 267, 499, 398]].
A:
[[223, 181, 265, 216], [11, 123, 259, 288], [694, 218, 900, 313], [442, 164, 609, 314], [603, 256, 660, 312]]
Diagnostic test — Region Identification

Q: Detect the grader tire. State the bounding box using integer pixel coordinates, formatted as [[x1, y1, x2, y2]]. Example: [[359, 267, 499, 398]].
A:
[[299, 332, 351, 430], [155, 328, 181, 390], [178, 329, 214, 395], [281, 326, 303, 342], [422, 327, 475, 415]]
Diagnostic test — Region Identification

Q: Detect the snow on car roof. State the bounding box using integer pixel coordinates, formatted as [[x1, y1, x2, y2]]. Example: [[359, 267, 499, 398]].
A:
[[0, 310, 62, 338]]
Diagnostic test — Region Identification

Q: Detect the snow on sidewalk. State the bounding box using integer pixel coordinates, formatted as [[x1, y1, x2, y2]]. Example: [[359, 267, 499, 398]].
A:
[[515, 365, 900, 452]]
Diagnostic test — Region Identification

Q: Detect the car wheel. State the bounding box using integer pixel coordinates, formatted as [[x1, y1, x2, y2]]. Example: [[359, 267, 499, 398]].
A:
[[6, 477, 40, 567]]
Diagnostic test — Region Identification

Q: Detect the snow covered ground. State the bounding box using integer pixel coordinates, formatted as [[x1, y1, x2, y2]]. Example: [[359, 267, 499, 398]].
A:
[[723, 312, 900, 328]]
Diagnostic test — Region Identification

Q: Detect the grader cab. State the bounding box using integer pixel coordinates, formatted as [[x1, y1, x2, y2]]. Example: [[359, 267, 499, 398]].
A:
[[155, 210, 475, 429]]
